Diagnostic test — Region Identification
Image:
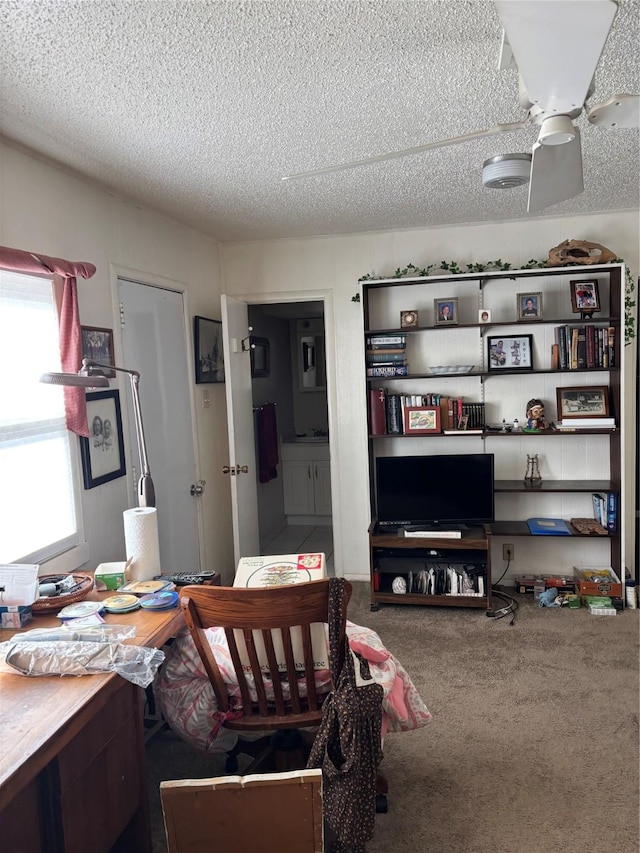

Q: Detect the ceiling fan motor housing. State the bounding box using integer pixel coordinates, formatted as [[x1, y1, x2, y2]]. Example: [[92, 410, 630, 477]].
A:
[[482, 153, 532, 189]]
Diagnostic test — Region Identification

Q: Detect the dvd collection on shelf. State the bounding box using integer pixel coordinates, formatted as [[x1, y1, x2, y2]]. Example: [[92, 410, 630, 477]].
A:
[[368, 387, 486, 435]]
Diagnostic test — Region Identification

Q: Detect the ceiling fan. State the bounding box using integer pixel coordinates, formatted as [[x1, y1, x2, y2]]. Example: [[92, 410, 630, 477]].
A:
[[282, 0, 639, 214]]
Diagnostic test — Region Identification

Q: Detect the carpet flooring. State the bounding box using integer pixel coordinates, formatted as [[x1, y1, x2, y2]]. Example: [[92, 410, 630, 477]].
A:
[[146, 582, 639, 852]]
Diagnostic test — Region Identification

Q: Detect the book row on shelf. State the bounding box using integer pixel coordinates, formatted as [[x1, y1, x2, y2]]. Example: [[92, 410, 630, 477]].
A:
[[369, 388, 486, 435], [552, 324, 615, 371], [366, 333, 409, 377]]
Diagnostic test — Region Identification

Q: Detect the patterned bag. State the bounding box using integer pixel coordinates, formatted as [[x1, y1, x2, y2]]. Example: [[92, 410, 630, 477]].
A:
[[307, 578, 384, 852]]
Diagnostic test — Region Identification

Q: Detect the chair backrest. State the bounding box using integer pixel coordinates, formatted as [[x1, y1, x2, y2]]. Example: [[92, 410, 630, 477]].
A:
[[179, 578, 352, 731]]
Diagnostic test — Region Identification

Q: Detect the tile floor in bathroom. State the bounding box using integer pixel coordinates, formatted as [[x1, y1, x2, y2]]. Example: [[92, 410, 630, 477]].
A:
[[260, 524, 334, 575]]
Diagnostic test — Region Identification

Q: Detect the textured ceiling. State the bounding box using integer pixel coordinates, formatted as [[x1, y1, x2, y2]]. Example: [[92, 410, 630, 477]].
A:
[[1, 0, 638, 243]]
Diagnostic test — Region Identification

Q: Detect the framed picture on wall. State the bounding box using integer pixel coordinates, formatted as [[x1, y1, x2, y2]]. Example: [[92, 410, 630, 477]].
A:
[[81, 326, 116, 377], [194, 316, 225, 383], [79, 390, 126, 489]]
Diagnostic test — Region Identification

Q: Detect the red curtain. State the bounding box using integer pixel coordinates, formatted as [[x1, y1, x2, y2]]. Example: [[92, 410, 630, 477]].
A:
[[0, 245, 97, 437]]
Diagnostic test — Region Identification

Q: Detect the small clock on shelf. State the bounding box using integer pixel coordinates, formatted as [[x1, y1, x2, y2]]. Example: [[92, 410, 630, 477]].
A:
[[400, 310, 419, 328]]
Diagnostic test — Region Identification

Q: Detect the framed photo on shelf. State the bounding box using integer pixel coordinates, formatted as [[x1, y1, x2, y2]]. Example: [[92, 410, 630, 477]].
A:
[[434, 297, 458, 325], [570, 279, 601, 314], [194, 316, 225, 383], [487, 334, 533, 371], [79, 390, 126, 489], [478, 309, 492, 323], [81, 326, 115, 377], [556, 386, 610, 420], [517, 292, 543, 321], [403, 406, 441, 434]]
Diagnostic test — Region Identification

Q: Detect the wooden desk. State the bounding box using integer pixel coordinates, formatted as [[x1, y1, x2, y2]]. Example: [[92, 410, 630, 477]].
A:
[[0, 591, 184, 852]]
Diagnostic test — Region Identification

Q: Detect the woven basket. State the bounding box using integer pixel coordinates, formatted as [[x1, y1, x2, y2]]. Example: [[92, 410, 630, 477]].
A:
[[31, 573, 95, 615]]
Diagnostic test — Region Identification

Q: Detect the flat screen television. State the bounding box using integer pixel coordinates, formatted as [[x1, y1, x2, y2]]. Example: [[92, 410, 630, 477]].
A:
[[375, 453, 495, 529]]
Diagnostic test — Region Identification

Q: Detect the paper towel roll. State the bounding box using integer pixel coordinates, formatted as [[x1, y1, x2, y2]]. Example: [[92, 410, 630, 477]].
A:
[[123, 507, 161, 582]]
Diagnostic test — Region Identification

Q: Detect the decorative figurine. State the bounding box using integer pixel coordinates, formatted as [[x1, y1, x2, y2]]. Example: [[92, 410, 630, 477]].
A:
[[513, 418, 520, 432], [524, 398, 546, 432]]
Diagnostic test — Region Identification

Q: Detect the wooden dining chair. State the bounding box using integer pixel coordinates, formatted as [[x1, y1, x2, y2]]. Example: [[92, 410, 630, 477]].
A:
[[179, 578, 351, 771]]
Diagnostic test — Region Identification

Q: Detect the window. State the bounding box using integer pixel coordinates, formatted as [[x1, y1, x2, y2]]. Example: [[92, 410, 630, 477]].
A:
[[0, 270, 85, 566]]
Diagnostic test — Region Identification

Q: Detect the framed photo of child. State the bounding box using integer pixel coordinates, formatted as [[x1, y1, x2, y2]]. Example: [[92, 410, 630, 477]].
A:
[[434, 297, 458, 326]]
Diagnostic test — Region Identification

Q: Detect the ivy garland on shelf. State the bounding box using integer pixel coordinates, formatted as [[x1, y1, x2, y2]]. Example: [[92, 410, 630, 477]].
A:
[[354, 258, 636, 345]]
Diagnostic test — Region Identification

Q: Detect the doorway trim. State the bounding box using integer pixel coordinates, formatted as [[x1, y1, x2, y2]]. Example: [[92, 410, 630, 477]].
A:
[[235, 287, 342, 578], [108, 262, 205, 565]]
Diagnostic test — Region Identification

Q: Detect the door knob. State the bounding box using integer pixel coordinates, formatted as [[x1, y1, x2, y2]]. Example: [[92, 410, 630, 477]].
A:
[[190, 480, 206, 497], [237, 465, 249, 474], [222, 465, 235, 475]]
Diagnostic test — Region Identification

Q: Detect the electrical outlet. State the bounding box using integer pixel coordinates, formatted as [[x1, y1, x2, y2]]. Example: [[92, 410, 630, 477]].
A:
[[503, 543, 514, 561]]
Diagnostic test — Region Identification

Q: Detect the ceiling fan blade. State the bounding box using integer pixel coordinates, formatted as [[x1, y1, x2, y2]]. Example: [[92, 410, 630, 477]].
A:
[[281, 121, 528, 180], [587, 93, 640, 128], [527, 129, 583, 212], [495, 0, 617, 114]]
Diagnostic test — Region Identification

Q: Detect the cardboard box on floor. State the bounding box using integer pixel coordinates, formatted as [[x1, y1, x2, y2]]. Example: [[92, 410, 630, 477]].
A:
[[233, 553, 328, 672], [573, 566, 622, 598]]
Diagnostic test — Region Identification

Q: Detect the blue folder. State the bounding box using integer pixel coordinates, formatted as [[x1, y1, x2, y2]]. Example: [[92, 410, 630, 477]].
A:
[[526, 518, 571, 536]]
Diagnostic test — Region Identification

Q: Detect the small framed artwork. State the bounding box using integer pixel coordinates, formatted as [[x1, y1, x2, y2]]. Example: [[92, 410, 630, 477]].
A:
[[487, 334, 533, 371], [517, 292, 543, 321], [194, 316, 225, 383], [250, 336, 270, 378], [81, 326, 115, 377], [570, 279, 601, 314], [478, 309, 492, 323], [403, 406, 441, 434], [400, 310, 419, 328], [80, 390, 126, 489], [556, 385, 610, 420], [434, 297, 458, 325]]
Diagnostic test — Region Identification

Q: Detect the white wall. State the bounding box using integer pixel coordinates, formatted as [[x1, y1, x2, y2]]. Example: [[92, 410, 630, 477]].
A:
[[0, 141, 235, 579], [221, 212, 639, 580]]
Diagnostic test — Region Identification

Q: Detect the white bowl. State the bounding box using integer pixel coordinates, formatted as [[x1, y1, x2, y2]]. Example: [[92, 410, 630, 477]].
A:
[[428, 365, 475, 375]]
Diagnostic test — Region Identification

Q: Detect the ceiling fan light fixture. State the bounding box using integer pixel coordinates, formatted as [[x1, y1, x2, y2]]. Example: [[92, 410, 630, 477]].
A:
[[538, 115, 576, 146], [482, 153, 532, 189]]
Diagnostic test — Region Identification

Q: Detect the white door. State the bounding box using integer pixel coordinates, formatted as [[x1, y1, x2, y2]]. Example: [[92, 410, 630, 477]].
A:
[[220, 295, 260, 560], [118, 278, 202, 573]]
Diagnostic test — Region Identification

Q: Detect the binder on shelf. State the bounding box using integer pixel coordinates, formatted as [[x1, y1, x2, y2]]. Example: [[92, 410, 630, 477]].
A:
[[592, 493, 607, 527], [526, 518, 572, 536], [606, 492, 617, 533], [368, 388, 387, 435]]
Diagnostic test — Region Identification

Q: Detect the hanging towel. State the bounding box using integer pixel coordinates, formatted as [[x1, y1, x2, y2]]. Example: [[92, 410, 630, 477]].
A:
[[257, 403, 279, 483]]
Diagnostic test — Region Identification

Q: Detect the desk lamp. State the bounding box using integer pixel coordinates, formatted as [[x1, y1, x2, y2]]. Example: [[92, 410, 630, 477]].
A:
[[40, 358, 155, 507]]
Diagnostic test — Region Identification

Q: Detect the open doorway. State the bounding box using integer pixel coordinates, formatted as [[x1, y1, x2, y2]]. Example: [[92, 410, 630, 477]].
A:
[[248, 301, 334, 574]]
